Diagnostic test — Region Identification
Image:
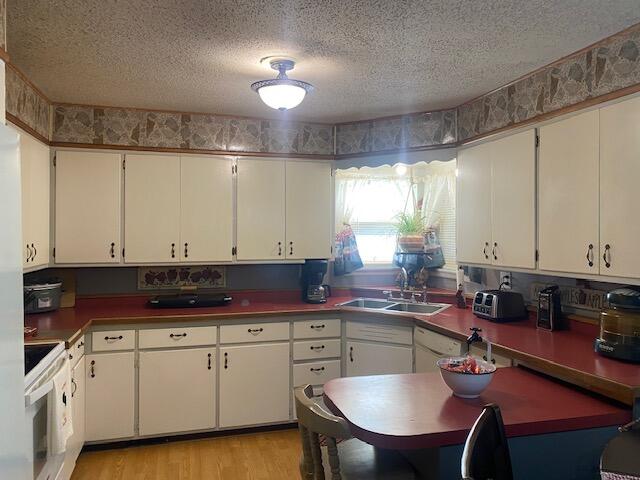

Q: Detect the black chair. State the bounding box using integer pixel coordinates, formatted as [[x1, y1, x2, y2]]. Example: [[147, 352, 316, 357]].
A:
[[461, 404, 514, 480]]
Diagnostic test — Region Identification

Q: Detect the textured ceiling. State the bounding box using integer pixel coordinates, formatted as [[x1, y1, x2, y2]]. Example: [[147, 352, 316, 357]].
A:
[[8, 0, 640, 122]]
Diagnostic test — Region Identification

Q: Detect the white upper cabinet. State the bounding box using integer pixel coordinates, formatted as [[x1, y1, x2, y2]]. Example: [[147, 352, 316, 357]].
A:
[[456, 142, 492, 265], [180, 155, 233, 262], [285, 161, 332, 259], [236, 158, 286, 260], [490, 129, 536, 269], [538, 110, 599, 274], [55, 151, 122, 263], [20, 130, 50, 269], [600, 96, 640, 278], [124, 154, 181, 263]]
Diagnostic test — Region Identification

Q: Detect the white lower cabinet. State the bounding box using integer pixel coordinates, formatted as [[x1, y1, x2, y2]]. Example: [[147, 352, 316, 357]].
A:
[[414, 326, 463, 373], [219, 343, 290, 428], [346, 341, 413, 377], [85, 352, 135, 442], [469, 345, 512, 368], [139, 348, 216, 436], [59, 357, 85, 480]]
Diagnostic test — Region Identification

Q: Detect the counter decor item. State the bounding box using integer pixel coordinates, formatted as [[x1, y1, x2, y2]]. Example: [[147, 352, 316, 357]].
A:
[[395, 212, 425, 252], [23, 278, 63, 314], [595, 286, 640, 363], [537, 285, 565, 330], [437, 355, 496, 398], [138, 266, 226, 290]]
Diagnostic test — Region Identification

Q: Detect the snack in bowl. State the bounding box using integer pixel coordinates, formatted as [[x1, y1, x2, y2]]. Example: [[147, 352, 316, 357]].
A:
[[437, 355, 496, 398]]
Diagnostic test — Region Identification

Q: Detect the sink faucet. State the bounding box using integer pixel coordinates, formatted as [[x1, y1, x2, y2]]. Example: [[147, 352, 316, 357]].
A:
[[399, 267, 408, 299], [465, 327, 483, 353]]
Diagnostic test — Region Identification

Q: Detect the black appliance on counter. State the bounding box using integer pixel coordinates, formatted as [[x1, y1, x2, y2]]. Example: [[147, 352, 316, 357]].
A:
[[472, 289, 527, 322], [301, 259, 331, 304], [148, 293, 232, 308], [537, 285, 565, 330], [595, 287, 640, 363]]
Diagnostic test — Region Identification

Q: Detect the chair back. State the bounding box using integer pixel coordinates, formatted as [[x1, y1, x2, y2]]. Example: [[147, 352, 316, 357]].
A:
[[461, 404, 513, 480], [295, 385, 352, 480]]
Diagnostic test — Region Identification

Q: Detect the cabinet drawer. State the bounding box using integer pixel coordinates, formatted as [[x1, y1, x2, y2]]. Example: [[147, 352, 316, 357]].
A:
[[293, 360, 341, 387], [293, 319, 341, 339], [220, 322, 289, 344], [294, 339, 341, 361], [92, 330, 135, 352], [414, 326, 462, 356], [68, 335, 85, 368], [346, 321, 412, 346], [139, 326, 217, 349]]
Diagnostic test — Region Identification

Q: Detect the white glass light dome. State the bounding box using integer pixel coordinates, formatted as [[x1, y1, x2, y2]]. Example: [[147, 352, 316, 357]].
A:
[[251, 59, 314, 111]]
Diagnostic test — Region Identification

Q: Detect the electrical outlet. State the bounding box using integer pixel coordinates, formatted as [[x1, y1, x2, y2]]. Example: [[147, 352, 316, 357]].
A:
[[499, 271, 512, 290]]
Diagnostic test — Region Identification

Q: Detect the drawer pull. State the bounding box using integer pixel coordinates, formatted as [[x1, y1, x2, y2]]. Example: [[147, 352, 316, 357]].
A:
[[349, 346, 354, 362], [69, 353, 73, 360], [110, 242, 115, 258], [207, 353, 212, 370], [310, 324, 325, 330], [169, 333, 187, 338], [310, 345, 325, 351], [71, 378, 77, 397], [77, 341, 85, 348], [104, 335, 123, 341], [224, 352, 228, 369], [310, 367, 325, 372], [247, 328, 264, 334], [90, 360, 95, 378]]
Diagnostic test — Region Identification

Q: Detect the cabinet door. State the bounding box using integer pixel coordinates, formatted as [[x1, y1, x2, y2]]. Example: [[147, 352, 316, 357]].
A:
[[69, 359, 85, 458], [600, 97, 640, 278], [346, 341, 413, 377], [538, 111, 599, 274], [180, 155, 233, 262], [85, 352, 134, 442], [124, 154, 180, 262], [491, 129, 536, 268], [236, 158, 285, 260], [55, 151, 122, 263], [219, 343, 289, 428], [20, 132, 50, 268], [285, 161, 332, 259], [456, 142, 492, 265], [139, 348, 216, 436]]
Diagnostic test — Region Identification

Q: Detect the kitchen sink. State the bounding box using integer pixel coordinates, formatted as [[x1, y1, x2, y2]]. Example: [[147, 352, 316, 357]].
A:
[[338, 298, 397, 309], [384, 302, 449, 315]]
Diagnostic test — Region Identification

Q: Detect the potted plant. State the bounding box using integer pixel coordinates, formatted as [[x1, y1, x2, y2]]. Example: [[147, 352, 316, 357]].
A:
[[395, 212, 425, 252]]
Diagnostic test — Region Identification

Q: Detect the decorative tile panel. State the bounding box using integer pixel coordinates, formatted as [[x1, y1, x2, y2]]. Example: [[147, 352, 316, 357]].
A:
[[6, 67, 50, 139], [300, 123, 333, 155], [592, 27, 640, 97], [263, 120, 300, 153], [227, 117, 267, 152], [0, 0, 6, 51], [182, 113, 228, 151], [335, 122, 371, 155], [93, 108, 143, 146], [371, 118, 405, 151], [52, 105, 93, 143], [142, 111, 185, 148]]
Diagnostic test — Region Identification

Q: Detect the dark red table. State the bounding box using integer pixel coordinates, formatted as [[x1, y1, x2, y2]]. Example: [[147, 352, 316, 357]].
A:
[[323, 367, 631, 451]]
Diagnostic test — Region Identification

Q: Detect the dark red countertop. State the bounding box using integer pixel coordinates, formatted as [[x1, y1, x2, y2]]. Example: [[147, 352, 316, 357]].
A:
[[323, 367, 632, 450], [24, 289, 352, 345]]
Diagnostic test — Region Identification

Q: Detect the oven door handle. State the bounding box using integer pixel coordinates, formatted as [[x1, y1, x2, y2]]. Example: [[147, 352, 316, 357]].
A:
[[24, 357, 68, 407]]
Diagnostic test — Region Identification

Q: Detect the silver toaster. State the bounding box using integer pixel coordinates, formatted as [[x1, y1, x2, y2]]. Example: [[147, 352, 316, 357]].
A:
[[472, 290, 527, 322]]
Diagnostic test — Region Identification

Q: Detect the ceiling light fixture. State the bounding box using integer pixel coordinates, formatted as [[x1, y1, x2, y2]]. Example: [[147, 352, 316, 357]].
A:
[[251, 58, 313, 111]]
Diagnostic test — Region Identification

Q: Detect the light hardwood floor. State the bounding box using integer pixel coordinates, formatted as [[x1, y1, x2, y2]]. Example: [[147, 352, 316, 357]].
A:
[[71, 429, 301, 480]]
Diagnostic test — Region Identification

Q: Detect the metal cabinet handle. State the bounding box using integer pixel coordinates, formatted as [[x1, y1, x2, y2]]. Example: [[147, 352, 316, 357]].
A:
[[603, 244, 611, 268], [586, 244, 594, 267], [224, 352, 228, 369], [247, 328, 264, 334], [310, 324, 325, 330], [278, 242, 282, 256], [349, 346, 354, 362], [26, 244, 32, 262], [289, 241, 293, 255], [169, 333, 187, 338], [71, 378, 77, 397], [492, 242, 497, 261], [310, 345, 325, 351], [68, 353, 73, 360], [110, 242, 115, 258], [483, 242, 489, 259], [310, 367, 325, 372], [78, 341, 85, 348], [482, 355, 496, 365], [104, 335, 123, 341], [171, 243, 176, 258], [32, 243, 37, 260], [90, 360, 95, 378], [184, 243, 188, 258], [207, 353, 212, 370]]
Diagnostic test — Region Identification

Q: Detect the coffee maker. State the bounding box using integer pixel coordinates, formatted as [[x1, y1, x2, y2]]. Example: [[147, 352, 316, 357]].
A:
[[301, 260, 331, 304]]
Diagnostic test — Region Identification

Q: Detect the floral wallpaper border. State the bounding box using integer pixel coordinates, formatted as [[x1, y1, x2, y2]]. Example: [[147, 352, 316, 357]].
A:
[[7, 23, 640, 155], [138, 266, 226, 290]]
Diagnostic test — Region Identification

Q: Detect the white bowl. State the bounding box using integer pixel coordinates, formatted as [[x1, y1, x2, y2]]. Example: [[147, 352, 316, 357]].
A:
[[437, 356, 496, 398]]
